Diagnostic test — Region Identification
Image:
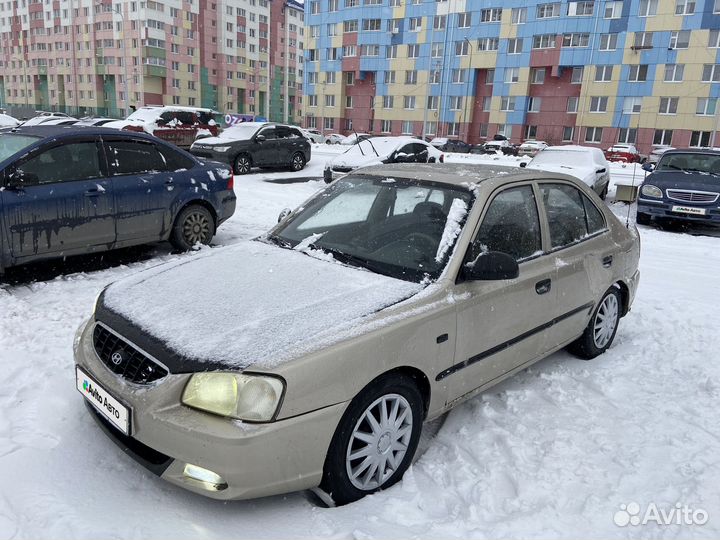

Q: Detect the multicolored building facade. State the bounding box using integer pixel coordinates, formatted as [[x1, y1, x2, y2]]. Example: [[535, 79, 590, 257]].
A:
[[0, 0, 304, 124], [304, 0, 720, 152]]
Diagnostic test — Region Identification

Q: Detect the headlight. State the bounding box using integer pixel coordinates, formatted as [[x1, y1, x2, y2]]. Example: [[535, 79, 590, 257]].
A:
[[641, 184, 662, 198], [181, 372, 285, 422], [212, 146, 231, 152]]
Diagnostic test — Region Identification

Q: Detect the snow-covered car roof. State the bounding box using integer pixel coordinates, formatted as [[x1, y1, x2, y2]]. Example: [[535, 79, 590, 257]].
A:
[[22, 115, 79, 126], [519, 140, 547, 148], [0, 113, 20, 127]]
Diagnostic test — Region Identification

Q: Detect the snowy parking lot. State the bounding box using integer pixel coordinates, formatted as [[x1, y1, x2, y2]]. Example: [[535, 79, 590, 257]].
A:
[[1, 147, 719, 538]]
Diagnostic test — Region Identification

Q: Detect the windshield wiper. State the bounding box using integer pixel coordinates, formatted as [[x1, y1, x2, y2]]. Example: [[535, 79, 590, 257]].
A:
[[309, 244, 392, 276], [263, 234, 292, 249]]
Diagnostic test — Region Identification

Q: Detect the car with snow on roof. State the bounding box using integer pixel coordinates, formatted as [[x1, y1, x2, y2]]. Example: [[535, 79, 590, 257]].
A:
[[0, 125, 235, 273], [323, 136, 443, 183], [74, 162, 639, 505]]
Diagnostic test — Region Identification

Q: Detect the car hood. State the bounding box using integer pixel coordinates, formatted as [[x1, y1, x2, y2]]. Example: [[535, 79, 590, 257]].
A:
[[525, 163, 595, 186], [192, 136, 242, 146], [644, 170, 720, 193], [100, 241, 424, 372], [329, 153, 387, 169]]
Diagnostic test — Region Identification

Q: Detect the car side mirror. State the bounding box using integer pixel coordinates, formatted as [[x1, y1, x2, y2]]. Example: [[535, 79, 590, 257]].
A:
[[596, 168, 607, 174], [277, 207, 292, 223], [464, 251, 519, 281], [519, 162, 527, 168], [256, 134, 266, 143], [642, 162, 654, 172], [6, 168, 37, 188]]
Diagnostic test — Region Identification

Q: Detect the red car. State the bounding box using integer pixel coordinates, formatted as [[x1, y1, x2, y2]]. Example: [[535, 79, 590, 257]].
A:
[[604, 144, 646, 163]]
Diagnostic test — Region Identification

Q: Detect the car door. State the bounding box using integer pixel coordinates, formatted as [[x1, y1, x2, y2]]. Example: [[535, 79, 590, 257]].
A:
[[537, 182, 599, 349], [102, 136, 180, 243], [447, 183, 556, 403], [1, 137, 114, 261], [253, 126, 279, 166]]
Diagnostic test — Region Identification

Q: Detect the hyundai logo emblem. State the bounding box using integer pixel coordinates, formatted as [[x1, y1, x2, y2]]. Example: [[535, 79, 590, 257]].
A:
[[110, 351, 124, 366]]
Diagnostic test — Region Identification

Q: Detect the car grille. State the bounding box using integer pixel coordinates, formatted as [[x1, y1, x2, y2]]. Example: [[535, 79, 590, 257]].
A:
[[93, 323, 168, 384], [666, 189, 719, 204]]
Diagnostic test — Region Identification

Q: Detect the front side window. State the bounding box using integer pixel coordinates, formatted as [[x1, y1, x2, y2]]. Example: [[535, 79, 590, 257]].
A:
[[540, 183, 605, 249], [19, 141, 102, 184], [469, 186, 542, 262]]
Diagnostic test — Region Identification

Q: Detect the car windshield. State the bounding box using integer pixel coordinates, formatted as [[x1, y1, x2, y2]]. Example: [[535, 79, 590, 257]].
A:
[[267, 175, 474, 282], [218, 124, 260, 140], [531, 150, 589, 167], [125, 108, 162, 123], [656, 153, 720, 176], [0, 133, 40, 162]]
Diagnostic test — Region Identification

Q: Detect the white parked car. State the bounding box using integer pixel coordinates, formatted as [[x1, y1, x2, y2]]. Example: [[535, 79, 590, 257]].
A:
[[21, 112, 74, 126], [340, 133, 372, 145], [325, 133, 345, 145], [0, 113, 20, 127], [518, 140, 548, 157], [647, 145, 675, 165], [324, 137, 443, 182], [522, 145, 611, 199], [299, 128, 326, 144]]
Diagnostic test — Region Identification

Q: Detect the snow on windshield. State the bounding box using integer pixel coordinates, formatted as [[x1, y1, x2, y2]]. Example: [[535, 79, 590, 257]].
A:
[[219, 124, 259, 140], [435, 198, 469, 263], [125, 108, 162, 123], [532, 150, 590, 168], [345, 138, 404, 157]]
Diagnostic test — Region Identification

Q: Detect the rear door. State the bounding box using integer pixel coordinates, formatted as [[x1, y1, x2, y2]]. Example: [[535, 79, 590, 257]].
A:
[[102, 137, 182, 242], [1, 137, 114, 260], [448, 184, 555, 401]]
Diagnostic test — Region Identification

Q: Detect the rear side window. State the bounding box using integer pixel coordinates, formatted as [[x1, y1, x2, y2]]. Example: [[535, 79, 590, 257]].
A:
[[540, 183, 605, 248], [470, 185, 542, 261], [158, 145, 195, 171], [19, 141, 102, 184], [105, 140, 168, 175]]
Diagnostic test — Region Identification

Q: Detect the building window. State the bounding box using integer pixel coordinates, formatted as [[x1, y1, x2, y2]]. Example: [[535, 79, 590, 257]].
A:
[[533, 34, 557, 49], [486, 69, 495, 84], [702, 64, 720, 82], [690, 131, 711, 147], [500, 96, 516, 111], [427, 96, 439, 109], [479, 123, 489, 138], [696, 97, 717, 115], [669, 30, 690, 49], [478, 38, 499, 51], [508, 38, 523, 54], [590, 96, 608, 112], [458, 12, 472, 26], [362, 19, 381, 31], [497, 124, 512, 137], [710, 30, 720, 48], [482, 97, 492, 111], [408, 17, 422, 31], [585, 127, 603, 143], [449, 96, 463, 110], [511, 7, 527, 23], [604, 1, 622, 18], [433, 15, 447, 30], [345, 96, 353, 108], [622, 97, 642, 113], [381, 120, 392, 133], [425, 121, 437, 135], [403, 96, 416, 109], [531, 68, 546, 84], [431, 42, 444, 57], [618, 128, 637, 143], [384, 71, 396, 84], [430, 70, 442, 84], [382, 95, 394, 108], [600, 33, 618, 50], [446, 122, 460, 136], [595, 65, 613, 81], [325, 95, 335, 107], [664, 64, 684, 82], [653, 129, 673, 145], [386, 45, 398, 59], [343, 20, 358, 32], [308, 95, 318, 107], [401, 121, 413, 134], [525, 125, 538, 138], [628, 65, 649, 82], [527, 97, 542, 112], [455, 40, 470, 55], [504, 67, 520, 83], [633, 32, 653, 48], [568, 1, 594, 15], [639, 0, 657, 15], [405, 70, 417, 84], [562, 33, 590, 47], [567, 96, 579, 112], [452, 69, 467, 83], [537, 3, 561, 17], [675, 0, 695, 14], [563, 126, 575, 141], [480, 9, 501, 22], [715, 0, 720, 12], [659, 97, 678, 114], [407, 44, 420, 58], [571, 67, 584, 83]]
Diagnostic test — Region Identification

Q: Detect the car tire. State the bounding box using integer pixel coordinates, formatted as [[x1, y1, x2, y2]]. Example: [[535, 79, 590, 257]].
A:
[[233, 154, 252, 175], [636, 211, 651, 226], [319, 374, 424, 506], [599, 184, 609, 200], [568, 287, 622, 360], [290, 152, 306, 172], [170, 204, 214, 251]]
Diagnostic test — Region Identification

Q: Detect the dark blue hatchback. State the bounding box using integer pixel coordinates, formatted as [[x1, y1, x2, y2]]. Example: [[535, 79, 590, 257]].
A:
[[0, 126, 236, 272], [637, 149, 720, 226]]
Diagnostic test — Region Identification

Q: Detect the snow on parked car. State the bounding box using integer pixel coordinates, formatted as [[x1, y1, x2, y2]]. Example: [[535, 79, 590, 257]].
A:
[[522, 145, 611, 199], [604, 143, 646, 163], [0, 113, 20, 127], [517, 140, 548, 157]]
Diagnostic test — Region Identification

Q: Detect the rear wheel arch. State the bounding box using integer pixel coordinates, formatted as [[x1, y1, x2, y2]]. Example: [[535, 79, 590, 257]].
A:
[[613, 280, 631, 317]]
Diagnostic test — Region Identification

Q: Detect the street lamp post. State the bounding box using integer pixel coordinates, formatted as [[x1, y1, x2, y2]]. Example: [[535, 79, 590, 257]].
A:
[[97, 0, 130, 118], [463, 37, 473, 141]]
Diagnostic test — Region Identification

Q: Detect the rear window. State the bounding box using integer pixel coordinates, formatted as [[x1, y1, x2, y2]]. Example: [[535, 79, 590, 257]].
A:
[[106, 140, 168, 175]]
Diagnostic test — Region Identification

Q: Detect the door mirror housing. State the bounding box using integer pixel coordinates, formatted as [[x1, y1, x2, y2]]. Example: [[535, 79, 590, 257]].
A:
[[464, 251, 519, 281], [519, 162, 527, 168], [642, 162, 654, 172], [255, 134, 266, 143], [277, 207, 292, 223], [596, 168, 607, 174], [6, 168, 38, 188]]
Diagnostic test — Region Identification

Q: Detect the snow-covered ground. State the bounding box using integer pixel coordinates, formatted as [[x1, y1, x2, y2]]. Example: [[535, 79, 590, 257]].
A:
[[1, 148, 719, 539]]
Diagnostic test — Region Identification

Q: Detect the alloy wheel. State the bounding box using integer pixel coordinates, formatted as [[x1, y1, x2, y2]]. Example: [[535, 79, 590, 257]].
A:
[[292, 153, 304, 171], [345, 393, 413, 491]]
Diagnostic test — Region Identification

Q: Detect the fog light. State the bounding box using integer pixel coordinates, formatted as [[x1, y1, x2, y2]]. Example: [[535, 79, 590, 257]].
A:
[[183, 463, 228, 491]]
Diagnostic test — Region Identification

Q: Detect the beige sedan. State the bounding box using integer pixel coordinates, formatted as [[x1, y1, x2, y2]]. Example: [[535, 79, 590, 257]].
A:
[[73, 163, 640, 505]]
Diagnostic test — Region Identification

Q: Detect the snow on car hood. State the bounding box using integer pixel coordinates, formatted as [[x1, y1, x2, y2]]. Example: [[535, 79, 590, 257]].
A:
[[102, 241, 424, 370], [328, 138, 407, 169], [525, 163, 594, 186]]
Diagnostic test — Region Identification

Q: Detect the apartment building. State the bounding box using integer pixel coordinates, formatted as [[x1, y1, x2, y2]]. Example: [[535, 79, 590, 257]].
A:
[[0, 0, 304, 124], [304, 0, 720, 152]]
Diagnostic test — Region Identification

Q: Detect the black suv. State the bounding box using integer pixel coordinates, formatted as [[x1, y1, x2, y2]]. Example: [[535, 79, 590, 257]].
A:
[[189, 122, 311, 175], [637, 149, 720, 226]]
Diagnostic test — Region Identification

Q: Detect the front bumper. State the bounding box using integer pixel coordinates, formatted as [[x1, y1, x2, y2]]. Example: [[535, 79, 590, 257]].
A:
[[637, 198, 720, 224], [74, 319, 347, 500]]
